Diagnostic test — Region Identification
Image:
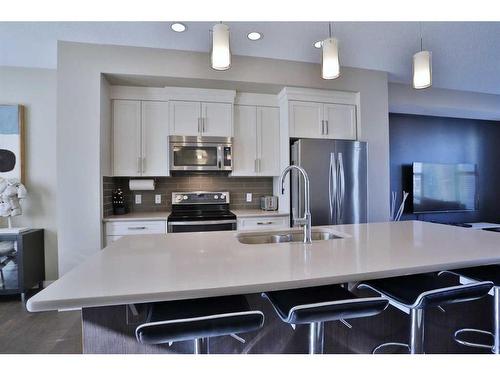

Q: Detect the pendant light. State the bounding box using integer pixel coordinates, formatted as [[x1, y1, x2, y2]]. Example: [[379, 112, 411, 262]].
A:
[[412, 23, 432, 89], [322, 23, 340, 80], [211, 22, 231, 71]]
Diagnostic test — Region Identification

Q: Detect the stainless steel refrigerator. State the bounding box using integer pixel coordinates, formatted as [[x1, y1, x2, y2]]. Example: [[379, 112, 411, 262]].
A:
[[291, 139, 367, 225]]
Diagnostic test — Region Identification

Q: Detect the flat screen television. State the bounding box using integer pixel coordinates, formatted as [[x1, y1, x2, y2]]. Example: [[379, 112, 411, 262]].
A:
[[412, 162, 477, 213]]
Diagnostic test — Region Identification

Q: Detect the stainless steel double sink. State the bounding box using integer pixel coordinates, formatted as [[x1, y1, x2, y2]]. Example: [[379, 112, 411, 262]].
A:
[[237, 228, 345, 245]]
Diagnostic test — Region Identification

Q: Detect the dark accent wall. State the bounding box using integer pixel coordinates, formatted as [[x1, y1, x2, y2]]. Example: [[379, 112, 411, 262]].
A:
[[389, 113, 500, 223], [102, 175, 274, 216]]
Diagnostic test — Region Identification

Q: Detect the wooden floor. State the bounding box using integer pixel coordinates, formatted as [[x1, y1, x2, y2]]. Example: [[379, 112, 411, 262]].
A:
[[0, 294, 82, 354]]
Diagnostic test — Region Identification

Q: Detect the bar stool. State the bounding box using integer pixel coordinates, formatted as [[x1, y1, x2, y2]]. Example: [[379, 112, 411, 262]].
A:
[[358, 273, 493, 354], [262, 284, 389, 354], [440, 265, 500, 354], [135, 294, 264, 354]]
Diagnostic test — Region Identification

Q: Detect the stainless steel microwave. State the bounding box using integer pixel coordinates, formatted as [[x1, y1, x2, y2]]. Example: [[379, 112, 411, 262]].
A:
[[169, 136, 232, 172]]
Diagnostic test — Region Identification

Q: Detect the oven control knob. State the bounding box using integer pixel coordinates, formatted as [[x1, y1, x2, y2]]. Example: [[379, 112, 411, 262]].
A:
[[183, 195, 188, 200], [220, 194, 226, 200], [175, 195, 183, 202], [214, 195, 219, 199]]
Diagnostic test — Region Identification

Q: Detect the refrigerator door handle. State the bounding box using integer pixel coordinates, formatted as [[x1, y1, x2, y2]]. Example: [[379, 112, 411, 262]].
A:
[[329, 153, 337, 224], [337, 152, 345, 223]]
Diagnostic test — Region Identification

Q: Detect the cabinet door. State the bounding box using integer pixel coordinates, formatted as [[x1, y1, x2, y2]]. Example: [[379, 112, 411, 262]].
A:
[[142, 101, 169, 176], [112, 100, 141, 176], [323, 103, 357, 140], [202, 102, 233, 137], [288, 101, 323, 138], [169, 100, 201, 136], [233, 105, 257, 176], [257, 107, 280, 176]]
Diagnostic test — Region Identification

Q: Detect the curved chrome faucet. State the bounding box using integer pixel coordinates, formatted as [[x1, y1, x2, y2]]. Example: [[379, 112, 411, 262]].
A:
[[280, 165, 312, 244]]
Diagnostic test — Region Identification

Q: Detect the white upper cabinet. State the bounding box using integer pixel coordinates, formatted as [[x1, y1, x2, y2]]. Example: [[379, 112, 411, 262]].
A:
[[202, 102, 233, 137], [169, 101, 233, 137], [233, 104, 280, 176], [323, 103, 357, 140], [233, 105, 257, 175], [288, 101, 323, 138], [112, 99, 169, 177], [112, 100, 142, 176], [168, 100, 201, 136], [279, 87, 360, 141], [257, 107, 280, 176], [141, 101, 169, 177]]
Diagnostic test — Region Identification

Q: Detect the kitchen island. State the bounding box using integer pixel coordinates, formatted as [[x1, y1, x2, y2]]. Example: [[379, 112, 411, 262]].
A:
[[27, 221, 500, 353]]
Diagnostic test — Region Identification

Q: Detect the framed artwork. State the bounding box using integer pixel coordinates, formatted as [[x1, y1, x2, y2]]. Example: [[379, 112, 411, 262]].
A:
[[0, 105, 25, 183]]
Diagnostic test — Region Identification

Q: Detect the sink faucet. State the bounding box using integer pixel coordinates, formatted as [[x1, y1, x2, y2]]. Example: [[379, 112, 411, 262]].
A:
[[279, 165, 312, 244]]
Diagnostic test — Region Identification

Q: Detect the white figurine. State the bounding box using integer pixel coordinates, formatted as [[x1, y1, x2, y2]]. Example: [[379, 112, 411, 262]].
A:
[[0, 178, 27, 228]]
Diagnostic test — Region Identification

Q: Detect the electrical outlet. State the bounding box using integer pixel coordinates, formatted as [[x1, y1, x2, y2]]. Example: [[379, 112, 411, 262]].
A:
[[135, 194, 142, 204], [246, 193, 252, 202], [155, 194, 162, 204]]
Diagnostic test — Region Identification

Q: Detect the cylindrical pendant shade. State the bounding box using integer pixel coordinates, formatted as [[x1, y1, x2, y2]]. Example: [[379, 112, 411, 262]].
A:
[[413, 50, 432, 89], [211, 23, 231, 71], [322, 37, 340, 80]]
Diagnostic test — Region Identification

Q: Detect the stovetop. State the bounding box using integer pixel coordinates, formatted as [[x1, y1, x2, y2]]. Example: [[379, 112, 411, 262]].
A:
[[168, 191, 236, 222]]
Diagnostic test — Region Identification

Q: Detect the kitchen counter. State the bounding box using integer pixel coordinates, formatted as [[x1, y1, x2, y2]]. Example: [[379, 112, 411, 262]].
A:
[[232, 209, 288, 218], [103, 211, 170, 222], [27, 221, 500, 312]]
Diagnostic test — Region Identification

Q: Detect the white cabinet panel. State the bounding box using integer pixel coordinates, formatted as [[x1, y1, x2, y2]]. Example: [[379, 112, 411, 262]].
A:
[[105, 220, 167, 236], [113, 100, 141, 176], [323, 103, 357, 140], [237, 215, 289, 231], [169, 101, 201, 136], [289, 101, 323, 138], [141, 101, 169, 177], [257, 107, 280, 176], [202, 102, 233, 137], [233, 105, 257, 176]]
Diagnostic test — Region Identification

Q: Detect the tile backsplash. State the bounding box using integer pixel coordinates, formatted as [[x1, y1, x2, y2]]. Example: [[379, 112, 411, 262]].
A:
[[103, 175, 274, 216]]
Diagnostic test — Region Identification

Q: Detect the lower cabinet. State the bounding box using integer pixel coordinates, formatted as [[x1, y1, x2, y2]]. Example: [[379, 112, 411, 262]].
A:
[[104, 220, 167, 247], [237, 215, 289, 231]]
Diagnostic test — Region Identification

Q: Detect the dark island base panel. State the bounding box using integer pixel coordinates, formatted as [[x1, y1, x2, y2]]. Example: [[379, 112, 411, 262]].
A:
[[82, 280, 493, 354]]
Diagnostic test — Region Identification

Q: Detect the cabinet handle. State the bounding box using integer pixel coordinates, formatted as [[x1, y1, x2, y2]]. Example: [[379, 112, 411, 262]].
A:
[[321, 120, 325, 135], [202, 118, 206, 133], [257, 221, 274, 225], [198, 118, 201, 133], [254, 159, 258, 173], [137, 157, 141, 174], [142, 157, 146, 173], [258, 159, 261, 173], [325, 120, 329, 135], [127, 226, 146, 230]]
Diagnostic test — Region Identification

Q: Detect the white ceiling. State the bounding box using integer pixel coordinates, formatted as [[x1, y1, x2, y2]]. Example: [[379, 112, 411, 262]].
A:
[[1, 22, 500, 95]]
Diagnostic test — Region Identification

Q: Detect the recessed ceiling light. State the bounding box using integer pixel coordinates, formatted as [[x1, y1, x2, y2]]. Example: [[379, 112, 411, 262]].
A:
[[171, 23, 187, 33], [247, 32, 262, 41], [313, 40, 322, 49]]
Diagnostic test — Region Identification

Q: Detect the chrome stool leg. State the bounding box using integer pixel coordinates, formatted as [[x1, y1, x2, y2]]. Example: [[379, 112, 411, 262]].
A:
[[494, 286, 500, 354], [410, 308, 425, 354], [309, 322, 324, 354], [194, 337, 209, 354]]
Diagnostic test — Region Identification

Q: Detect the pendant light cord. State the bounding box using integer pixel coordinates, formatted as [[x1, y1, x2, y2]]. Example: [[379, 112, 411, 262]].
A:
[[419, 22, 423, 51], [329, 22, 332, 39]]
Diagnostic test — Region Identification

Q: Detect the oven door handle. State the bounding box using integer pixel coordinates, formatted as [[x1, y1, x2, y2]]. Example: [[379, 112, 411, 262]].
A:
[[168, 220, 237, 226]]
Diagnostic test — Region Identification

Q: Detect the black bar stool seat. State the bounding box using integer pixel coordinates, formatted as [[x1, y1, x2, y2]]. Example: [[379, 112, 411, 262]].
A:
[[361, 273, 493, 309], [359, 273, 493, 354], [263, 284, 389, 354], [441, 265, 500, 354], [136, 295, 264, 354]]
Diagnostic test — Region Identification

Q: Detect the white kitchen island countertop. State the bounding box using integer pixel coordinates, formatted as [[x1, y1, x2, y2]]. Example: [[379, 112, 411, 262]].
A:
[[27, 221, 500, 312]]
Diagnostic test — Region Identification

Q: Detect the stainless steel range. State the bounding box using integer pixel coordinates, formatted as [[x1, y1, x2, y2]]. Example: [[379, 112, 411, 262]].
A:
[[167, 191, 237, 233]]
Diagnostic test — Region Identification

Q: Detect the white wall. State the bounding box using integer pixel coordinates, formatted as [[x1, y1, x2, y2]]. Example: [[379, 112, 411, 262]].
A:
[[389, 82, 500, 121], [0, 66, 58, 280], [57, 41, 390, 275]]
